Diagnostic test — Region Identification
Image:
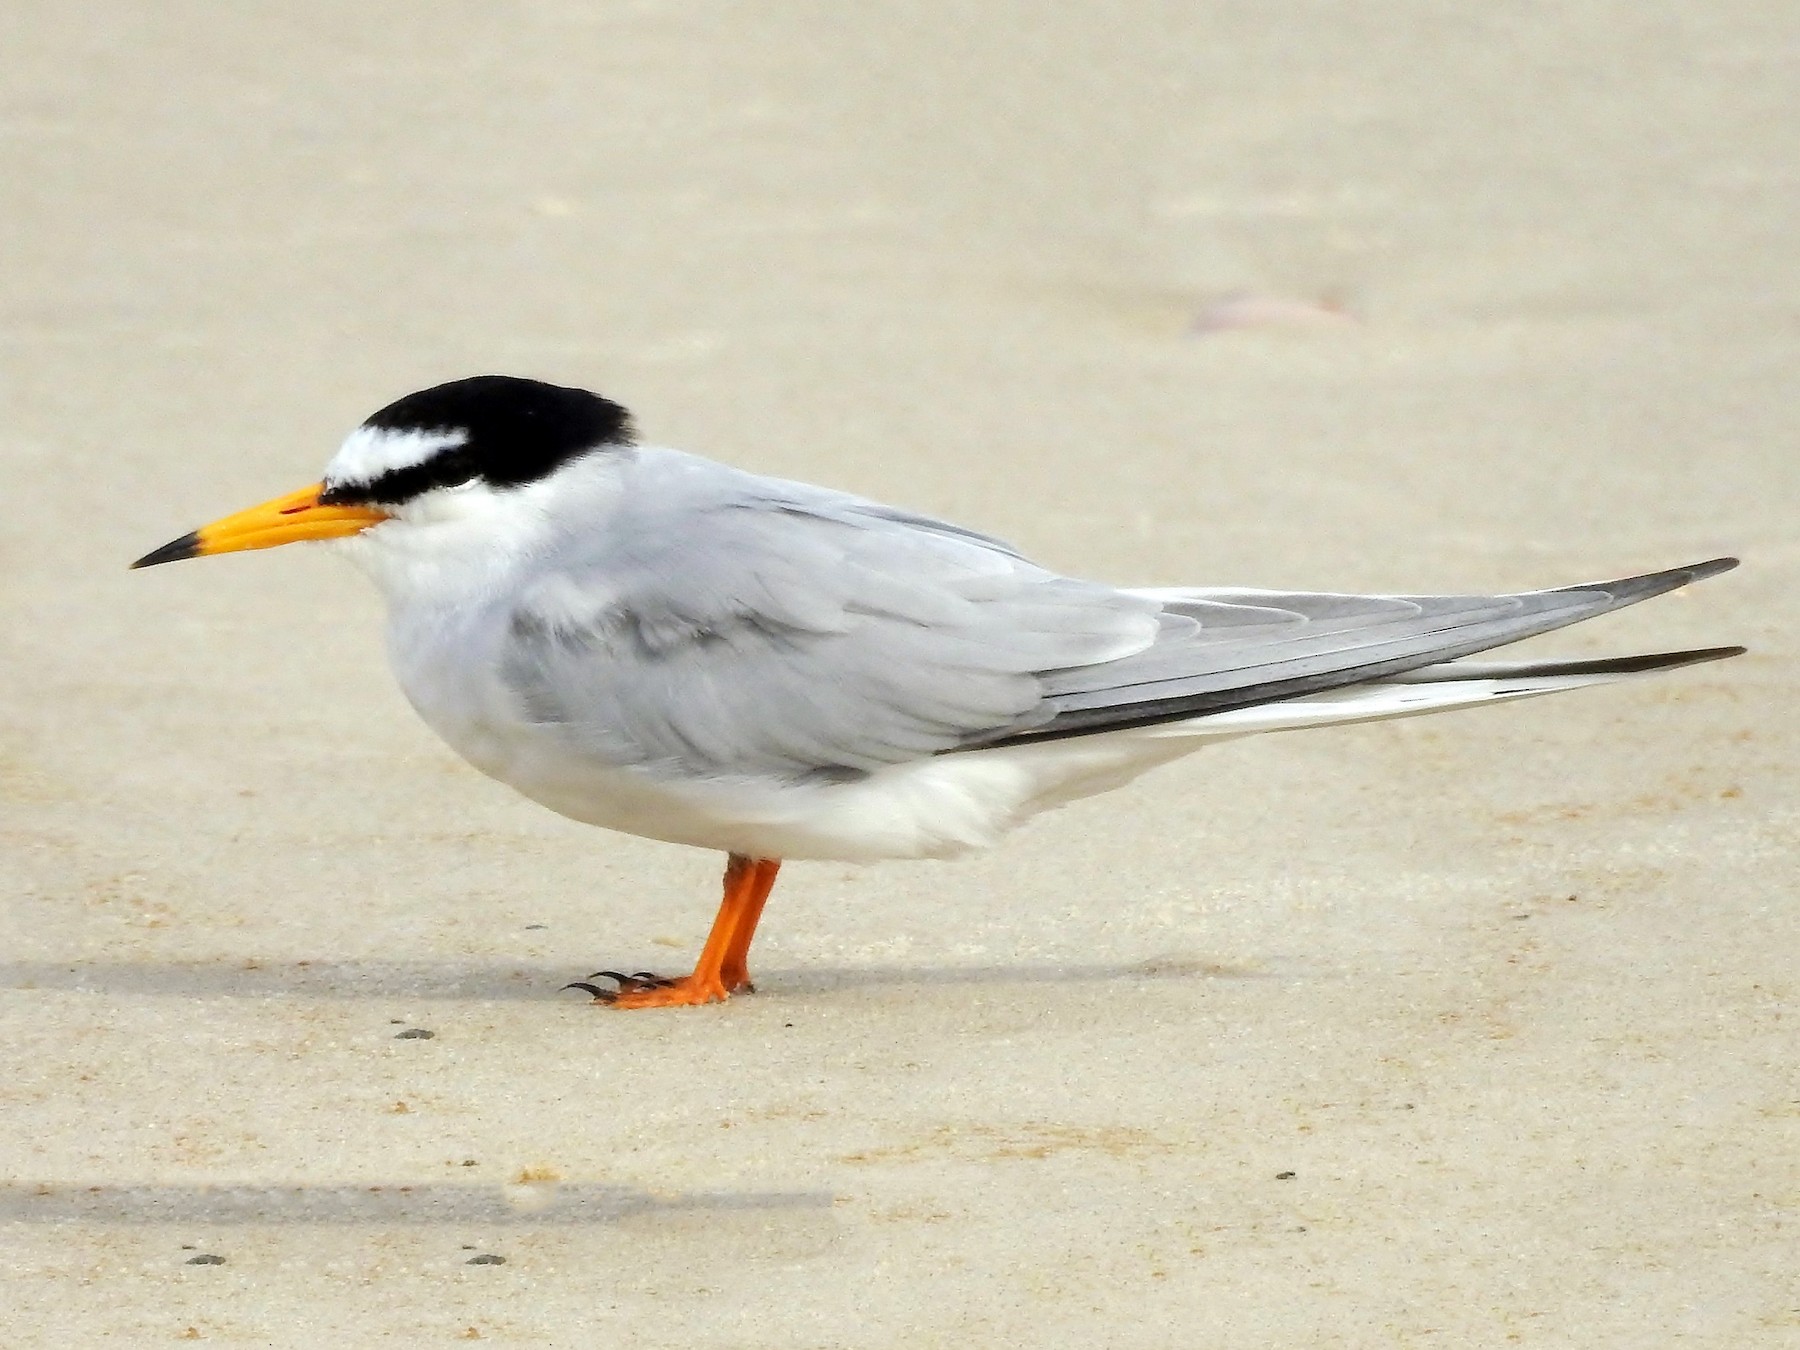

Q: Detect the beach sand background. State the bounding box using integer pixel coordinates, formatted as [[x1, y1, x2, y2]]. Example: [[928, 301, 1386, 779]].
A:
[[2, 3, 1794, 1344]]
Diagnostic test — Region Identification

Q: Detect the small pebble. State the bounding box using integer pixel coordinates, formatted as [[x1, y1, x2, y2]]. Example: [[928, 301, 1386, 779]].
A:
[[395, 1028, 436, 1040], [185, 1254, 226, 1265], [1275, 1171, 1296, 1180], [466, 1253, 506, 1265], [524, 924, 548, 930]]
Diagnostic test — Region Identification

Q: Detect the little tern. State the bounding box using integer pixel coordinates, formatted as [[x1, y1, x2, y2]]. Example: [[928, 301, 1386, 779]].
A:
[[133, 376, 1742, 1008]]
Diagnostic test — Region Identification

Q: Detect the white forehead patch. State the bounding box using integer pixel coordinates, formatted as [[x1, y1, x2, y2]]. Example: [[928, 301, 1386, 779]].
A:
[[325, 425, 469, 487]]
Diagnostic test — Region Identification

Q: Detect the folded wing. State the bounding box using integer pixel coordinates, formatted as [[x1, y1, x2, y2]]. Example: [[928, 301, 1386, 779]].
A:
[[498, 452, 1737, 777], [498, 460, 1164, 778]]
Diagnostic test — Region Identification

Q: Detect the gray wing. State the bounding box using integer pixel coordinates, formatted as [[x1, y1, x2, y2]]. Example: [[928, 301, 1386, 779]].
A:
[[994, 556, 1740, 746], [498, 452, 1166, 779], [502, 451, 1736, 776]]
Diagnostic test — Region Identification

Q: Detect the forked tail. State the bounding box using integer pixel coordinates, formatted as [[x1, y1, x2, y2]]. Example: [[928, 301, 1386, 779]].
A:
[[1139, 644, 1744, 739]]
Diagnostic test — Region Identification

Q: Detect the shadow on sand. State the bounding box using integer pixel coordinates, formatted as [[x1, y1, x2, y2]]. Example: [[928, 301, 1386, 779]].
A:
[[0, 1180, 831, 1225], [0, 955, 1273, 1001]]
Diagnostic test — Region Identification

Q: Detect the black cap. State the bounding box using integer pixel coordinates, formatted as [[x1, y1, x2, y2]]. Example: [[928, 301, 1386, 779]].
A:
[[322, 376, 634, 506]]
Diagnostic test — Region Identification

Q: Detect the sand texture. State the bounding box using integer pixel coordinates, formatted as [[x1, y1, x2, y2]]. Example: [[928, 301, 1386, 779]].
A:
[[2, 3, 1795, 1345]]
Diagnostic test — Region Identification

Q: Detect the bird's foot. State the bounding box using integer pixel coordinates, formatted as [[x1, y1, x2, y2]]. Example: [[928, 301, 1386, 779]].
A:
[[562, 969, 746, 1009]]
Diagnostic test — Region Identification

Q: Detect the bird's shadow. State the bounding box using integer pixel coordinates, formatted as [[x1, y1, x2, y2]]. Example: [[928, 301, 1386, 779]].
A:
[[0, 1180, 830, 1226], [0, 956, 1272, 1002]]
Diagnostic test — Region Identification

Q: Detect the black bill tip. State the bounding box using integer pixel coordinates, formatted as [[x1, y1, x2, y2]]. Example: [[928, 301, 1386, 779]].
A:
[[130, 531, 201, 570]]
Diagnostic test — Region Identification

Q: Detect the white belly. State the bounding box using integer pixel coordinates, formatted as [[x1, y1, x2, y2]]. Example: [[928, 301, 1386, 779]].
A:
[[384, 602, 1219, 862], [425, 700, 1215, 863]]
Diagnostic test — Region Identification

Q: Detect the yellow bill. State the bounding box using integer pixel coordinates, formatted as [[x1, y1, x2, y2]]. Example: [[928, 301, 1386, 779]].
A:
[[131, 483, 389, 569]]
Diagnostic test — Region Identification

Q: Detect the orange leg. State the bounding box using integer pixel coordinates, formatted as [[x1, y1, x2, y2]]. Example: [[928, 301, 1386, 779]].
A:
[[720, 858, 781, 993], [573, 854, 782, 1010]]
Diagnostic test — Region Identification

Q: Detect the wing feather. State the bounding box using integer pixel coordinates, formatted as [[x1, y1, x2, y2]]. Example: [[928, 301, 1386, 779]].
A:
[[498, 451, 1162, 777], [995, 558, 1739, 745], [497, 449, 1737, 775]]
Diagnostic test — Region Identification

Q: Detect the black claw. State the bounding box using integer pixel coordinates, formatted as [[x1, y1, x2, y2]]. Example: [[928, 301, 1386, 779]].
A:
[[574, 969, 674, 995], [561, 981, 615, 1002]]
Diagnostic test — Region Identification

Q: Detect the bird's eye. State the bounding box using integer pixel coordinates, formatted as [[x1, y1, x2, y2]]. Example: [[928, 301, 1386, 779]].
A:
[[427, 448, 479, 492]]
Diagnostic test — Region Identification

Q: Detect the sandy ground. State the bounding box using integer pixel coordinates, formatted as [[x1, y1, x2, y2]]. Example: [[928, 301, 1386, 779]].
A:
[[2, 3, 1795, 1345]]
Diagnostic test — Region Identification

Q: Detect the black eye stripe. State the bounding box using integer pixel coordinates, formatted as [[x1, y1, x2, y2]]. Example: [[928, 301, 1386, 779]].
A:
[[322, 443, 478, 506], [323, 376, 634, 508]]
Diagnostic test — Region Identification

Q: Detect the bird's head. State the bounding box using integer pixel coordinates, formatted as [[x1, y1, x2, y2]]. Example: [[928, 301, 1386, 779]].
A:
[[131, 375, 635, 570]]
